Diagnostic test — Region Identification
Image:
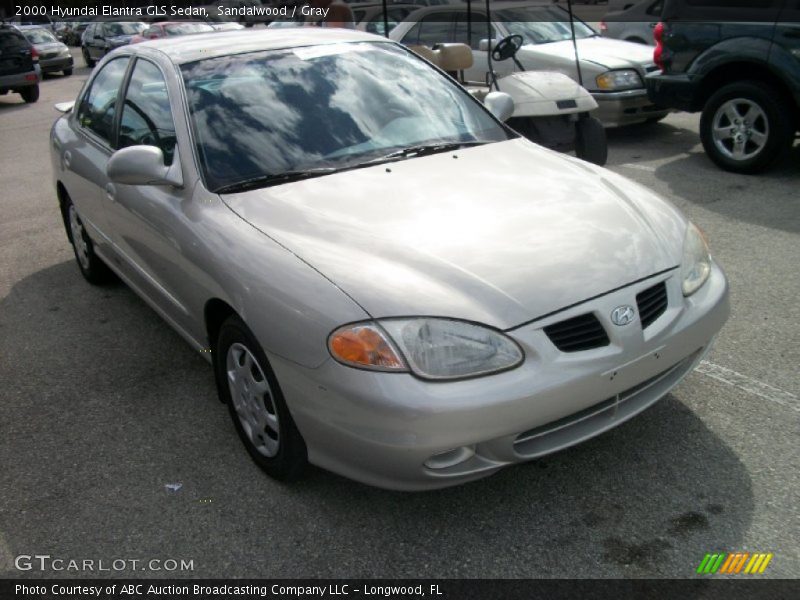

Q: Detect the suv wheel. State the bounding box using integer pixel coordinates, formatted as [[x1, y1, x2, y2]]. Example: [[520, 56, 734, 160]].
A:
[[215, 315, 308, 482], [700, 81, 794, 174], [20, 84, 39, 103]]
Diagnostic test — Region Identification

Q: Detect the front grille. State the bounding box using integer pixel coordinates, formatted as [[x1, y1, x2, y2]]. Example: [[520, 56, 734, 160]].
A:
[[544, 313, 609, 352], [636, 281, 668, 329]]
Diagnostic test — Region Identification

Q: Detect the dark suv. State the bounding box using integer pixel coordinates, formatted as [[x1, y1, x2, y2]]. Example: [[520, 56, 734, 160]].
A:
[[0, 25, 40, 103], [646, 0, 800, 173]]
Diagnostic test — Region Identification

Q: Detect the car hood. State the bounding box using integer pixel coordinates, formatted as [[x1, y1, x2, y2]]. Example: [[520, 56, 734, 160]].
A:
[[520, 36, 655, 70], [221, 139, 686, 330]]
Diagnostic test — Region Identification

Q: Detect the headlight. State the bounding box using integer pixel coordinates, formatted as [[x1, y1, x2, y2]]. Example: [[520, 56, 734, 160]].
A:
[[329, 319, 524, 380], [595, 69, 643, 91], [681, 222, 712, 296]]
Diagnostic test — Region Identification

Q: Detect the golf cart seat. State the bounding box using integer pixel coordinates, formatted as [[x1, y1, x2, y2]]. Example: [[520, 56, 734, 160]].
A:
[[434, 43, 474, 73], [408, 45, 439, 66]]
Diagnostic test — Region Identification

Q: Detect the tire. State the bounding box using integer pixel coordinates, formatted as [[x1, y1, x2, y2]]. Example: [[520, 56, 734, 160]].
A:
[[82, 48, 95, 68], [63, 68, 73, 76], [575, 116, 608, 166], [20, 84, 39, 104], [699, 81, 794, 174], [645, 114, 668, 124], [63, 197, 115, 284], [215, 315, 308, 482]]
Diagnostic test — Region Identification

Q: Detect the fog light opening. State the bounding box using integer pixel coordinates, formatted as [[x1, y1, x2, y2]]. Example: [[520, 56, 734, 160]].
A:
[[424, 446, 475, 470]]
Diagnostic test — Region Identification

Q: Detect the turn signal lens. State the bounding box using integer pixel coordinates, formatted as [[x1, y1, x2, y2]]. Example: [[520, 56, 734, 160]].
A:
[[329, 323, 406, 371]]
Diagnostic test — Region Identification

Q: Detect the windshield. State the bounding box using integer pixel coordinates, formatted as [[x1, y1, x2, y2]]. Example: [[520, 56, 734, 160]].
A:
[[164, 23, 215, 35], [497, 7, 596, 44], [105, 22, 145, 37], [23, 28, 57, 44], [181, 42, 512, 193]]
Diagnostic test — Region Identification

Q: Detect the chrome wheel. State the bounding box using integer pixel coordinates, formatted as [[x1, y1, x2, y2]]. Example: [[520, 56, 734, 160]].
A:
[[226, 342, 280, 457], [68, 205, 90, 270], [711, 98, 768, 161]]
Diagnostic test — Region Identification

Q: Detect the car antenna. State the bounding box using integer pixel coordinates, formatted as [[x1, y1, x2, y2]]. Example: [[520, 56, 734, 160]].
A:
[[566, 0, 584, 86]]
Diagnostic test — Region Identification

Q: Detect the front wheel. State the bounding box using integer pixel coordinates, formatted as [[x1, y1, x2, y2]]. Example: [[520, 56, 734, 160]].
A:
[[64, 198, 115, 284], [575, 116, 608, 166], [215, 316, 308, 482], [82, 47, 95, 68], [699, 81, 794, 174]]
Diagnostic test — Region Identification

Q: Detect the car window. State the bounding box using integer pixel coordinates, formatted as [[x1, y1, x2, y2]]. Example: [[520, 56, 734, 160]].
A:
[[76, 57, 131, 145], [23, 28, 58, 44], [401, 13, 457, 46], [0, 29, 29, 51], [453, 13, 495, 49], [118, 59, 177, 165], [181, 42, 512, 192]]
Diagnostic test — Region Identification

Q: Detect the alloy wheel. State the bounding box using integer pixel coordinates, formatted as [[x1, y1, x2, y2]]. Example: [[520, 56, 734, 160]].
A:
[[68, 205, 90, 270], [711, 98, 768, 161]]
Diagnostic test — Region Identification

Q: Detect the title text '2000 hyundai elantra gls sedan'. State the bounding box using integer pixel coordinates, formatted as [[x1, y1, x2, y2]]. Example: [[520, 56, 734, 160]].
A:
[[50, 29, 729, 490]]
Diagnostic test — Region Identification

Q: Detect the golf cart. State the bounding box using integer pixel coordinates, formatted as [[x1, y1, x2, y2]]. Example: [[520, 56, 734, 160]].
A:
[[386, 0, 609, 165]]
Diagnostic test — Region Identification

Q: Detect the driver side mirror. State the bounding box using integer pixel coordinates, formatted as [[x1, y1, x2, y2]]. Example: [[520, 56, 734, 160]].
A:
[[484, 92, 514, 122], [107, 145, 183, 187]]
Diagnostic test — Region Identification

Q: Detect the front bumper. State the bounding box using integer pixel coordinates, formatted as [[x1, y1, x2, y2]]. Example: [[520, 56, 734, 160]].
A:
[[272, 264, 729, 491], [40, 55, 74, 73], [592, 88, 671, 127]]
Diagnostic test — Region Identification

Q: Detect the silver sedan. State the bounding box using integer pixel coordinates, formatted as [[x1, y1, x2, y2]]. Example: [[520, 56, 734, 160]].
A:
[[50, 29, 729, 490]]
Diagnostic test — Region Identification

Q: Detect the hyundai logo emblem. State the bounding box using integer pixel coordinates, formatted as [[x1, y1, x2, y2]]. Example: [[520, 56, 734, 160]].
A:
[[611, 305, 636, 326]]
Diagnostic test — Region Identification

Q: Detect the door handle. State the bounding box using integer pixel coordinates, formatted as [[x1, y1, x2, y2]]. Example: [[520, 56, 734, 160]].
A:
[[63, 150, 71, 169], [105, 183, 116, 202]]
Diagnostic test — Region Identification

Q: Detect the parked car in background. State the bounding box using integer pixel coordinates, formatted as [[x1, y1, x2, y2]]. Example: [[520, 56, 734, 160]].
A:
[[600, 0, 662, 45], [206, 20, 246, 31], [60, 21, 92, 46], [350, 2, 417, 35], [50, 29, 728, 490], [0, 24, 40, 103], [18, 26, 73, 76], [391, 1, 669, 126], [646, 0, 800, 173], [131, 21, 216, 44], [81, 21, 147, 67]]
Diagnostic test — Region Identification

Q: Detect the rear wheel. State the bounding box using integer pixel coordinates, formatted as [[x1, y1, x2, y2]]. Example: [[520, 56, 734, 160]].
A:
[[20, 84, 39, 103], [64, 197, 115, 284], [699, 81, 794, 174], [575, 116, 608, 166], [215, 315, 308, 482]]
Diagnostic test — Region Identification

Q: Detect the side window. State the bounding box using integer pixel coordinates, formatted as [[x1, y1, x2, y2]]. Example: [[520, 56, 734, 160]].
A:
[[118, 59, 177, 165], [453, 14, 495, 49], [76, 57, 130, 145], [401, 22, 423, 45], [417, 14, 455, 46]]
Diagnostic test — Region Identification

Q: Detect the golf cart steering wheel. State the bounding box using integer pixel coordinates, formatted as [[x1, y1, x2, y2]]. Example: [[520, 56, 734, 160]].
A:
[[492, 35, 524, 62]]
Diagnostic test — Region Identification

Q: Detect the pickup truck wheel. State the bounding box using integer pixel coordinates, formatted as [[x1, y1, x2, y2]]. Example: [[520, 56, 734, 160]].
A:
[[700, 81, 793, 174], [575, 116, 608, 166], [216, 315, 308, 482], [20, 84, 39, 103]]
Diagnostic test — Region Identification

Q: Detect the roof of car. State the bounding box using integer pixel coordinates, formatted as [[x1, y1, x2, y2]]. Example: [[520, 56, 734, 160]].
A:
[[137, 27, 384, 64], [402, 1, 558, 18]]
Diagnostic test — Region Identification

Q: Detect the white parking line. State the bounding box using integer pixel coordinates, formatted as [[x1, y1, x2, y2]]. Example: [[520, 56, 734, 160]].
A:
[[618, 163, 657, 172], [696, 361, 799, 412]]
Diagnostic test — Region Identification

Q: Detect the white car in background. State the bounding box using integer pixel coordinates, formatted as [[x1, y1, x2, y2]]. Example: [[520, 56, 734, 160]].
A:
[[390, 1, 669, 126]]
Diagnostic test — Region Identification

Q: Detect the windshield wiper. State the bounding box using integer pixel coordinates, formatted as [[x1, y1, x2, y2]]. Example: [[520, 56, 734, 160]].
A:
[[360, 140, 492, 167], [215, 168, 338, 194]]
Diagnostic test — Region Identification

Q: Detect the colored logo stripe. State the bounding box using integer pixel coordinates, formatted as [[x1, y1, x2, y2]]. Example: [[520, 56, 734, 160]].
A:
[[697, 553, 773, 574]]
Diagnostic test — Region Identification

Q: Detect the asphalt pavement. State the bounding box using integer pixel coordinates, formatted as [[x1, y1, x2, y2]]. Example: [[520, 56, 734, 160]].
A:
[[0, 51, 798, 579]]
